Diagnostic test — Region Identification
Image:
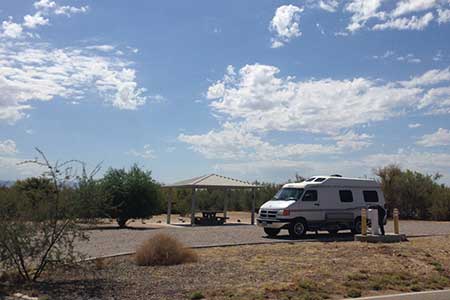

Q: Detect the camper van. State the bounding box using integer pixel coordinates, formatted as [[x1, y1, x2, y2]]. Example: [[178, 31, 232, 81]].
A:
[[257, 175, 385, 238]]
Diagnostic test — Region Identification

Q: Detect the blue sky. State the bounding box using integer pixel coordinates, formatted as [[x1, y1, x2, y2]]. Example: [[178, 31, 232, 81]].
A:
[[1, 0, 450, 184]]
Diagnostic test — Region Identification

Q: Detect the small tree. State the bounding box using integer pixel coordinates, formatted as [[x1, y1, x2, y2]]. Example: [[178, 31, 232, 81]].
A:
[[0, 149, 98, 282], [101, 164, 161, 227]]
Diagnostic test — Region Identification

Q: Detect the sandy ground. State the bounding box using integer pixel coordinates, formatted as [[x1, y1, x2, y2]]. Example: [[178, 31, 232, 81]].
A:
[[122, 211, 254, 226], [76, 212, 450, 258]]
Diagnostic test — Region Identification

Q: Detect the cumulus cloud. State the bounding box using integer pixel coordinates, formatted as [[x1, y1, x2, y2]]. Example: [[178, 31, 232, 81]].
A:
[[345, 0, 385, 32], [416, 128, 450, 147], [408, 123, 422, 128], [0, 41, 147, 123], [205, 64, 435, 135], [23, 12, 49, 29], [373, 12, 434, 30], [269, 5, 303, 48], [178, 123, 364, 162], [318, 0, 340, 12], [437, 8, 450, 23], [401, 67, 450, 87], [0, 139, 17, 155], [392, 0, 439, 17], [1, 20, 23, 39]]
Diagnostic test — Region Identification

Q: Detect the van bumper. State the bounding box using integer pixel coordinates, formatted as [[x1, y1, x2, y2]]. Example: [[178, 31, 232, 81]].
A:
[[256, 218, 290, 229]]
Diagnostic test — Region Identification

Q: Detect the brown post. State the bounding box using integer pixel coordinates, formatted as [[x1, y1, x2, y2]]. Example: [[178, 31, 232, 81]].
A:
[[191, 188, 196, 226], [393, 208, 400, 234], [361, 208, 367, 236], [167, 188, 172, 224], [251, 188, 256, 225]]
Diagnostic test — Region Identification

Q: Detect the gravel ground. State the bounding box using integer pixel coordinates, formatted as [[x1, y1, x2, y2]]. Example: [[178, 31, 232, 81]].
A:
[[76, 220, 450, 258]]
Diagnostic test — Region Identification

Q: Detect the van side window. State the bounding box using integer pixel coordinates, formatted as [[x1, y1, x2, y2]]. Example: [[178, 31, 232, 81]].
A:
[[302, 190, 317, 201], [339, 190, 353, 202], [363, 190, 379, 202], [306, 177, 315, 182]]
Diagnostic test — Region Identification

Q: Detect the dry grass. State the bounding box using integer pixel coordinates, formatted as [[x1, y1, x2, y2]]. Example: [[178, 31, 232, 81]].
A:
[[8, 236, 450, 300], [135, 233, 198, 266]]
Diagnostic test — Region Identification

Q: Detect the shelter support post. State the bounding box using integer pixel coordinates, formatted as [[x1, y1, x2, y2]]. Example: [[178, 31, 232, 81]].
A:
[[224, 188, 229, 222], [251, 188, 256, 225], [167, 188, 172, 224], [191, 188, 196, 226]]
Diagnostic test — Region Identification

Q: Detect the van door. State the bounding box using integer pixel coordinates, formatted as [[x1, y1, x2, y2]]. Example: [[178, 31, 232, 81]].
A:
[[299, 189, 323, 222]]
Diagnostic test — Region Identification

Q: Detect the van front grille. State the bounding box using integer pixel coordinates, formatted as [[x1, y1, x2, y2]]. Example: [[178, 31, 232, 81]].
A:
[[259, 210, 278, 219]]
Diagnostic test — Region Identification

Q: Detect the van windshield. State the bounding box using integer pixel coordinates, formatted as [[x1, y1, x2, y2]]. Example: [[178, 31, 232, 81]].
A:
[[273, 188, 304, 201]]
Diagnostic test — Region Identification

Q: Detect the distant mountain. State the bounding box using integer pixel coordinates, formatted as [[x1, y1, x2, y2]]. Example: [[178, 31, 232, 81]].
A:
[[0, 180, 14, 187]]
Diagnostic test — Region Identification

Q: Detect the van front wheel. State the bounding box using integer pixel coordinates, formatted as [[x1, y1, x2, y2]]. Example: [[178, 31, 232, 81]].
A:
[[289, 220, 307, 238], [264, 228, 280, 237]]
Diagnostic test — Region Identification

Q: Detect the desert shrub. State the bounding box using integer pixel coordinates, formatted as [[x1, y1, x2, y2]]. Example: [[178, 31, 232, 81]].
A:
[[135, 234, 198, 266], [190, 291, 204, 300], [0, 149, 98, 282], [101, 164, 161, 227], [375, 165, 450, 220]]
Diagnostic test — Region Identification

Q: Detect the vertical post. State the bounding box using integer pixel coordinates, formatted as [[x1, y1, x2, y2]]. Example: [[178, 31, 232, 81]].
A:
[[223, 188, 229, 222], [361, 208, 367, 236], [394, 208, 400, 234], [191, 188, 196, 226], [251, 188, 256, 225], [167, 188, 172, 224]]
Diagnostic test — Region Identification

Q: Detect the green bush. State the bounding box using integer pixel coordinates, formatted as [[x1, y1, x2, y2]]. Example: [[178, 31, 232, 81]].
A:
[[102, 164, 161, 227]]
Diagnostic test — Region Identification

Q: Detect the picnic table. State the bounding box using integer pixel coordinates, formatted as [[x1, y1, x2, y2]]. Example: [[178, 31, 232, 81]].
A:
[[194, 210, 229, 226]]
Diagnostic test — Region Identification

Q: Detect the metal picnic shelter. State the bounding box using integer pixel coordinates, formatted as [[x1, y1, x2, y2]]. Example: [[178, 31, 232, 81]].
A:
[[164, 174, 260, 226]]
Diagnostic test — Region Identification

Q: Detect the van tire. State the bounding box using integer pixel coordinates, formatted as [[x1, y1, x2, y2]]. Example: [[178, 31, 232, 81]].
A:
[[289, 219, 307, 238], [351, 217, 362, 234], [264, 228, 280, 237]]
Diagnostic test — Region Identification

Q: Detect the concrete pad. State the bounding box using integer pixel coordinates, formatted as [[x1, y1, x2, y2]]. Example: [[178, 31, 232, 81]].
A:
[[355, 233, 407, 243], [342, 289, 450, 300]]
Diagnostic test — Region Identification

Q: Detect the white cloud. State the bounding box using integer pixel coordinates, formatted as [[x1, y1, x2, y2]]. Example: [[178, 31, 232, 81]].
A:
[[416, 128, 450, 146], [178, 123, 352, 161], [408, 123, 422, 128], [1, 20, 23, 39], [373, 12, 434, 30], [318, 0, 340, 12], [0, 41, 147, 123], [401, 67, 450, 87], [86, 44, 115, 52], [54, 5, 89, 16], [206, 64, 430, 135], [392, 0, 438, 17], [127, 144, 156, 159], [345, 0, 385, 32], [397, 53, 421, 63], [23, 12, 49, 29], [437, 8, 450, 23], [0, 139, 17, 155], [34, 0, 56, 10], [269, 5, 303, 48]]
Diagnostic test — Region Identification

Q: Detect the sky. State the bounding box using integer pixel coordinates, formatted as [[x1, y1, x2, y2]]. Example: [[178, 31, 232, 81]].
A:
[[1, 0, 450, 184]]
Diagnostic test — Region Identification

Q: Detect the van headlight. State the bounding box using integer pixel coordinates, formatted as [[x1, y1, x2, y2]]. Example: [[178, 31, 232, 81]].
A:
[[278, 209, 290, 216]]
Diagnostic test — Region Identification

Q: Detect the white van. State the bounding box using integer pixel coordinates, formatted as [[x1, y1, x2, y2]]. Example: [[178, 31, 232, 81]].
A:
[[257, 175, 385, 238]]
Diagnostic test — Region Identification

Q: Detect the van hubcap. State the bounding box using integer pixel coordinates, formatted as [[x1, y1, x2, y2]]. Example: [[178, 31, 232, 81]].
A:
[[294, 223, 305, 235]]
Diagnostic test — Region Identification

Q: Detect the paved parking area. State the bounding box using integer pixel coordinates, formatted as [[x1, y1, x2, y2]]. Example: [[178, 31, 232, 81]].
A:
[[76, 220, 450, 258]]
